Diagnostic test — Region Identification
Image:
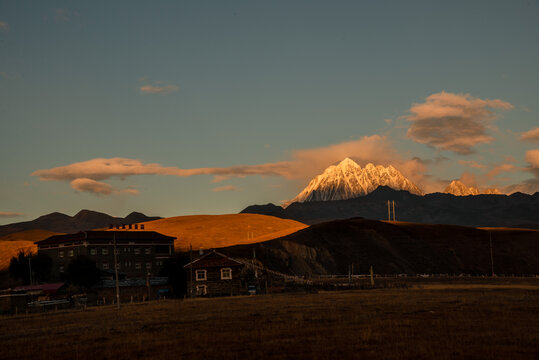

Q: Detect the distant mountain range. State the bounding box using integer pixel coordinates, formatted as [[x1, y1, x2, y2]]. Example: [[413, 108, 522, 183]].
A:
[[242, 186, 539, 228], [0, 210, 161, 237], [223, 218, 539, 275], [243, 158, 538, 228], [285, 158, 422, 206], [444, 180, 501, 196]]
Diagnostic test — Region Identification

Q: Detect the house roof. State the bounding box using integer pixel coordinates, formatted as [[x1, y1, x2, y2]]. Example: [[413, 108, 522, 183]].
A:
[[13, 283, 66, 293], [36, 230, 175, 245], [184, 250, 244, 269]]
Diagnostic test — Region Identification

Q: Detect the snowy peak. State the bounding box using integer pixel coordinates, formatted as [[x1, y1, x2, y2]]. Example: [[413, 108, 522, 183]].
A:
[[444, 180, 501, 196], [285, 158, 423, 207]]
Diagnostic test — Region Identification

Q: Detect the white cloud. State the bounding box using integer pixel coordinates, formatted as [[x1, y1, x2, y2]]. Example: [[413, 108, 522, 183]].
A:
[[520, 127, 539, 142], [212, 185, 238, 192], [139, 84, 178, 94], [405, 91, 513, 154], [0, 211, 24, 218]]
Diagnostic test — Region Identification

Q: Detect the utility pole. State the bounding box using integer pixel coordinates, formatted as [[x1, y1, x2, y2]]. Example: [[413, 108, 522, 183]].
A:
[[28, 250, 33, 286], [489, 232, 495, 277], [369, 265, 374, 287], [189, 244, 193, 298], [392, 200, 396, 222], [387, 200, 391, 221], [113, 232, 120, 310]]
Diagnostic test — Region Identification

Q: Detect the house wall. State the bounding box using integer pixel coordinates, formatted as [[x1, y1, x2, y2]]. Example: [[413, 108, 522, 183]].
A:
[[188, 266, 244, 297]]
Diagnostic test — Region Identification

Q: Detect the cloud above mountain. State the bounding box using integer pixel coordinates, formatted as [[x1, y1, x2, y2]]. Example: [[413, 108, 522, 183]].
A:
[[521, 127, 539, 142], [70, 178, 139, 196], [0, 211, 24, 218], [405, 91, 513, 154], [525, 149, 539, 178], [32, 136, 430, 195]]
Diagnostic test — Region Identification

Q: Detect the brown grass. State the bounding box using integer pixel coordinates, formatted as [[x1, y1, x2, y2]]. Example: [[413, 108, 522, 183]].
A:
[[1, 285, 538, 359], [0, 229, 62, 242], [130, 214, 308, 251], [0, 230, 62, 271], [0, 241, 35, 270]]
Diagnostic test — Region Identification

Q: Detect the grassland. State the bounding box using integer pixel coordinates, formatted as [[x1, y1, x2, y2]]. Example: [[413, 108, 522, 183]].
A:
[[134, 213, 308, 251], [0, 230, 62, 270], [1, 283, 537, 359]]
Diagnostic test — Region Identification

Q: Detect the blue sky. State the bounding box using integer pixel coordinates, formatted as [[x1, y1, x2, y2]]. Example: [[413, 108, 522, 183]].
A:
[[1, 1, 538, 224]]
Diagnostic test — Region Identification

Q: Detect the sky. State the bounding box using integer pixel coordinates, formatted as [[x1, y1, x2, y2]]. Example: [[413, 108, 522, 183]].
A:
[[1, 1, 538, 224]]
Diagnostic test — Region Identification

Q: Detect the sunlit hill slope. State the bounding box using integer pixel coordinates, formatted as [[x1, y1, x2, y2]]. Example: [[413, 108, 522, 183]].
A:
[[0, 229, 63, 270], [125, 214, 308, 251]]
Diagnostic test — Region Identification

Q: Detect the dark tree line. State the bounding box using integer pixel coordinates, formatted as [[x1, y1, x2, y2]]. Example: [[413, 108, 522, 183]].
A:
[[9, 251, 52, 284]]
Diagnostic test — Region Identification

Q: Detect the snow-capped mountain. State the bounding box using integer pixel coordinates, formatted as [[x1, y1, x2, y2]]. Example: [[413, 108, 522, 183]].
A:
[[443, 180, 502, 196], [284, 158, 423, 207]]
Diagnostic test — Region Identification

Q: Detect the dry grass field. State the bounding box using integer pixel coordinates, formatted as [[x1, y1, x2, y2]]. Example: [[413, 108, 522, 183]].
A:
[[0, 241, 35, 271], [1, 284, 537, 360], [131, 214, 308, 251], [0, 230, 62, 270]]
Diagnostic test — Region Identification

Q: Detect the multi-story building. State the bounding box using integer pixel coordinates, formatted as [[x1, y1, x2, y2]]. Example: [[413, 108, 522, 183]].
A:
[[36, 230, 175, 280]]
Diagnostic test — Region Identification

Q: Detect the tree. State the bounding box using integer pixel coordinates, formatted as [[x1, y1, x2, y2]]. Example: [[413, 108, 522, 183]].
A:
[[159, 253, 189, 297], [65, 255, 101, 289], [9, 251, 52, 284]]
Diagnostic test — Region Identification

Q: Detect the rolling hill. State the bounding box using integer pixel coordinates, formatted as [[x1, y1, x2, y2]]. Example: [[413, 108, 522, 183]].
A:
[[0, 229, 64, 270], [131, 214, 308, 251], [222, 218, 539, 276]]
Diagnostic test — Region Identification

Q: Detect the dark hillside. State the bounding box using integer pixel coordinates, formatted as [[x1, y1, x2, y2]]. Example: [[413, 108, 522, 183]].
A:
[[223, 218, 539, 276], [241, 187, 539, 228]]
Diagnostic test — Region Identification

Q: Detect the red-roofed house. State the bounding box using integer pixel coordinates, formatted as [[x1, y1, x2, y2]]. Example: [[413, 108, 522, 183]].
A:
[[184, 250, 245, 296]]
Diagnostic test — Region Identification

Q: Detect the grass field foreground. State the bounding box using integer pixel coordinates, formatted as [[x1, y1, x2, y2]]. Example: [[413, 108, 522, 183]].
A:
[[0, 286, 538, 359]]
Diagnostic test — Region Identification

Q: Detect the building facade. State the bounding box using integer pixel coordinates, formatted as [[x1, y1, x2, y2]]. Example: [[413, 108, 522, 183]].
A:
[[36, 230, 175, 280], [184, 251, 245, 297]]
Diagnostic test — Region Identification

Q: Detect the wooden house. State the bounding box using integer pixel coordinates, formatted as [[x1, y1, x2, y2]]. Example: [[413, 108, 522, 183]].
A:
[[184, 250, 245, 297]]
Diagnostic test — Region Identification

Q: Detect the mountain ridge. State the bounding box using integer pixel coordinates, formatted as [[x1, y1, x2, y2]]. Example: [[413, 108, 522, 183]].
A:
[[242, 186, 539, 228], [0, 210, 161, 237], [285, 158, 423, 207]]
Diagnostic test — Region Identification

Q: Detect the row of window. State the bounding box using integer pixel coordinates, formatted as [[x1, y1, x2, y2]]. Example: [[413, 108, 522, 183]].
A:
[[58, 260, 165, 273], [101, 262, 152, 270], [58, 250, 74, 258], [195, 268, 232, 281], [88, 247, 152, 256], [59, 247, 157, 258]]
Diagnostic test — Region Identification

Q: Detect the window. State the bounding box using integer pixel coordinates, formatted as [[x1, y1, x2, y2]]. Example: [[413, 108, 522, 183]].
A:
[[68, 249, 74, 257], [102, 248, 108, 256], [90, 248, 96, 256], [195, 269, 207, 281], [221, 268, 232, 280], [134, 248, 140, 255], [135, 262, 141, 269], [59, 265, 64, 273], [102, 262, 109, 270], [146, 262, 152, 269], [59, 250, 64, 258], [196, 285, 207, 296], [145, 248, 151, 254]]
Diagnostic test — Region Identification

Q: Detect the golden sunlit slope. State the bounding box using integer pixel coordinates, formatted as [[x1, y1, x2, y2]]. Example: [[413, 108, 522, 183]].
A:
[[0, 241, 36, 270], [0, 229, 63, 270], [0, 229, 62, 242], [132, 214, 308, 251]]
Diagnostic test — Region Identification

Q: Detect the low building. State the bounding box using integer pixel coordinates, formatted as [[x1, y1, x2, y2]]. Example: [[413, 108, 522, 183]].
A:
[[184, 250, 245, 297], [36, 230, 175, 280]]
